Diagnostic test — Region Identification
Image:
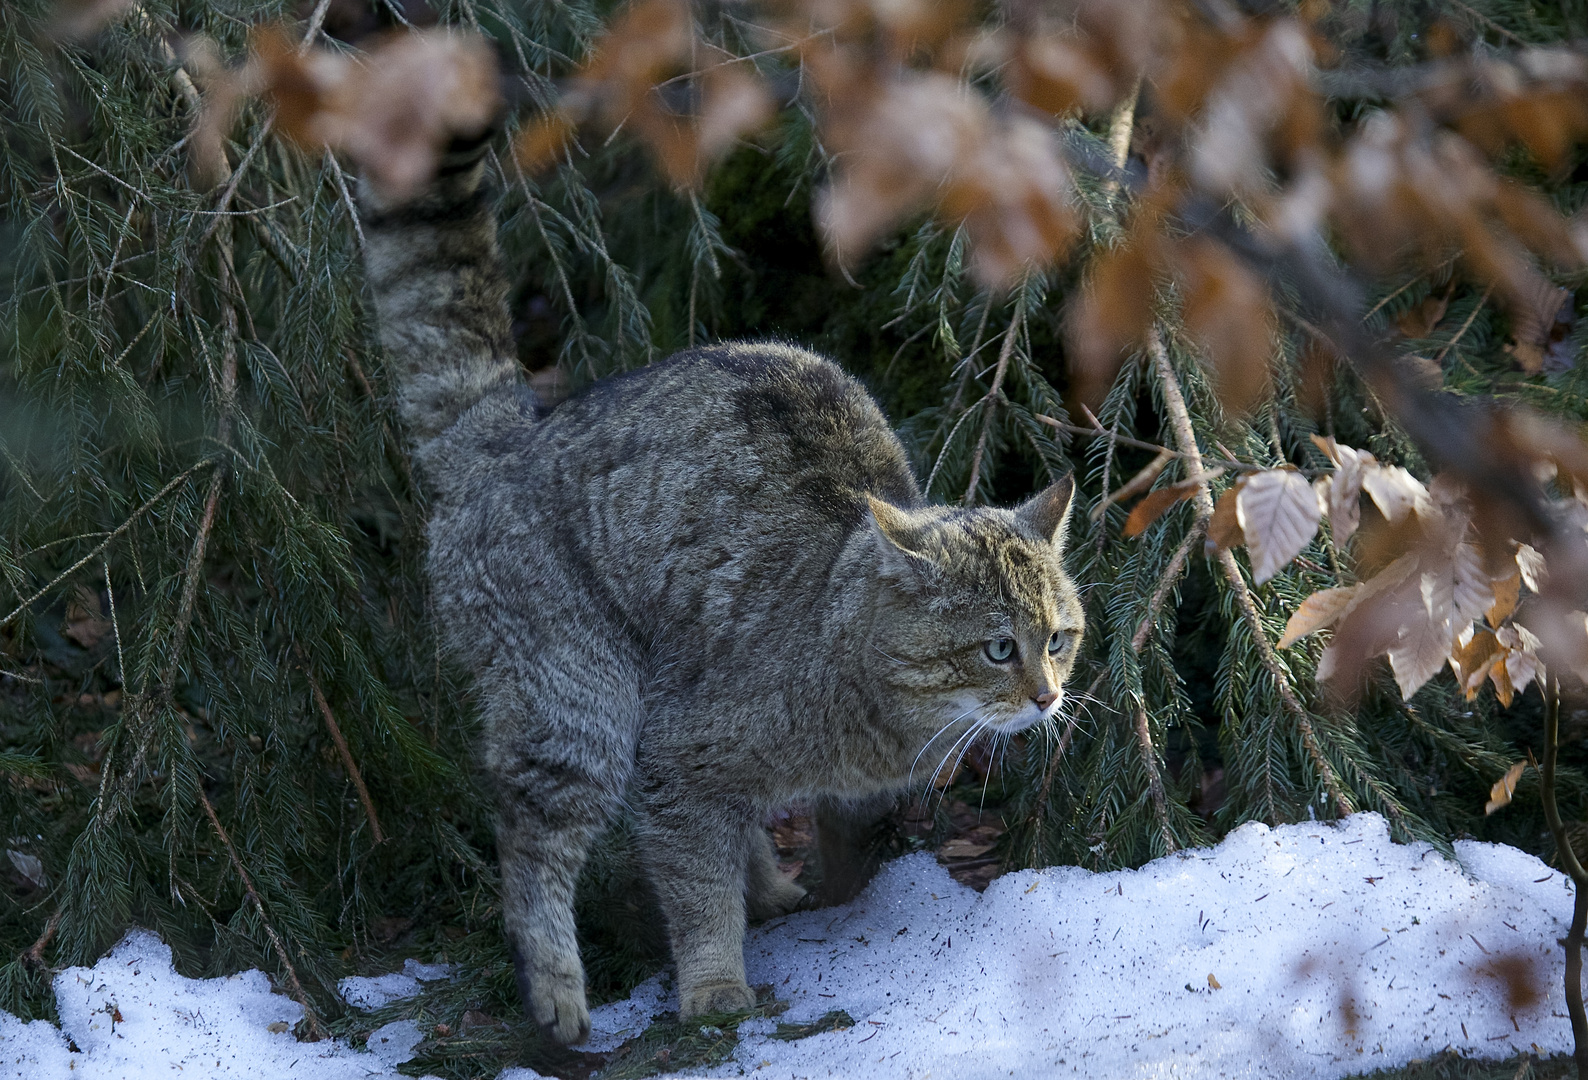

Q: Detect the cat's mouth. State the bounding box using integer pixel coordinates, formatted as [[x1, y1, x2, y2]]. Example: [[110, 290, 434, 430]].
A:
[[993, 694, 1061, 734]]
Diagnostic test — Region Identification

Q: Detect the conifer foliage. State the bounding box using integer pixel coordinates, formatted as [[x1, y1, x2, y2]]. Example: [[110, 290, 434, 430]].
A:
[[3, 0, 1588, 1070]]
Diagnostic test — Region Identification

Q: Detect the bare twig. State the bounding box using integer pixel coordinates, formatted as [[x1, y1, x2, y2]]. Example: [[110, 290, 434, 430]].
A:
[[1433, 283, 1492, 364], [1133, 705, 1176, 853], [0, 460, 217, 633], [1130, 521, 1206, 652], [1036, 414, 1327, 477], [963, 303, 1023, 505], [1100, 79, 1141, 201], [198, 789, 326, 1039], [1148, 330, 1353, 818], [326, 154, 367, 253], [21, 910, 61, 971], [303, 662, 385, 844], [298, 0, 334, 54], [1539, 676, 1588, 1075]]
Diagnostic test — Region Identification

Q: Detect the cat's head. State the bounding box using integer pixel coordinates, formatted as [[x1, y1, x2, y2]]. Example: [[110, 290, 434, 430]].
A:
[[866, 476, 1085, 741]]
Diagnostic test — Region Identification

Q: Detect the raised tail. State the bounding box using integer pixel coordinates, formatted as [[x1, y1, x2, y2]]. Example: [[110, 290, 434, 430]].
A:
[[361, 151, 525, 485]]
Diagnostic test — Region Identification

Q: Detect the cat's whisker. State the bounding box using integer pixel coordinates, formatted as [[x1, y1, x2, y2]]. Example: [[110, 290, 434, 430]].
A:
[[976, 730, 1008, 814], [918, 716, 986, 808], [908, 707, 981, 787], [931, 719, 991, 813], [869, 643, 909, 666]]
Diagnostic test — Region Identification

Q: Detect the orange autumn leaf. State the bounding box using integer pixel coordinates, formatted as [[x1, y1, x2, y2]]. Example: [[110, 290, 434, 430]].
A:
[[1278, 586, 1358, 649], [1205, 484, 1245, 554], [1485, 761, 1525, 814], [1176, 236, 1275, 415], [253, 25, 501, 202], [1122, 482, 1196, 537]]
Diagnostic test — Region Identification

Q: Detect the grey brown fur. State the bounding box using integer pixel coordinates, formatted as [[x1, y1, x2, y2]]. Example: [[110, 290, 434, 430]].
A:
[[361, 161, 1085, 1045]]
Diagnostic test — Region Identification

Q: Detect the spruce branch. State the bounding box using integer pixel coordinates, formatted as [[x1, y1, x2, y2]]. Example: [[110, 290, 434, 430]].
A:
[[1130, 522, 1204, 653], [0, 459, 219, 634], [962, 294, 1024, 505], [198, 788, 326, 1040], [302, 657, 385, 845], [1147, 330, 1353, 819], [1132, 704, 1176, 853]]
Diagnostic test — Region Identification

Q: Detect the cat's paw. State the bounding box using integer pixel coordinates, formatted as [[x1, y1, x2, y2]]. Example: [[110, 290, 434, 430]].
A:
[[520, 965, 590, 1046], [746, 875, 807, 921], [680, 980, 755, 1018]]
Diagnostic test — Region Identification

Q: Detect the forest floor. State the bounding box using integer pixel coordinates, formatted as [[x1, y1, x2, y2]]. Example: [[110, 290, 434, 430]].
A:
[[3, 812, 1581, 1080]]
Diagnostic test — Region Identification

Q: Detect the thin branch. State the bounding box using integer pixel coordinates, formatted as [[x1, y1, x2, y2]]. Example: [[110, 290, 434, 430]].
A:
[[21, 910, 61, 971], [1035, 414, 1328, 477], [304, 662, 385, 844], [963, 301, 1023, 504], [198, 789, 326, 1040], [326, 154, 366, 253], [1148, 330, 1353, 819], [0, 460, 218, 633], [1433, 283, 1492, 364], [1539, 676, 1588, 1074], [1100, 79, 1140, 201], [1130, 521, 1206, 652], [1133, 705, 1176, 853]]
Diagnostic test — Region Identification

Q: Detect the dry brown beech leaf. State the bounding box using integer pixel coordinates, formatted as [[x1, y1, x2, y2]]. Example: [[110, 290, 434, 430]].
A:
[[1384, 567, 1456, 699], [1277, 585, 1358, 649], [1121, 470, 1222, 538], [814, 71, 984, 270], [1360, 464, 1428, 524], [1176, 236, 1275, 415], [1452, 542, 1496, 627], [1236, 467, 1321, 585], [1205, 484, 1245, 554], [1487, 571, 1522, 628], [256, 25, 501, 202], [1515, 542, 1547, 592], [1066, 224, 1160, 408], [514, 110, 577, 173], [1092, 447, 1174, 523], [1452, 626, 1502, 700], [1314, 553, 1419, 686], [1485, 761, 1525, 815]]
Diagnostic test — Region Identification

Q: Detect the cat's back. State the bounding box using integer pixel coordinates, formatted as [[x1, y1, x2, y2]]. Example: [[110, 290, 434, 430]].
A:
[[554, 342, 914, 509], [461, 342, 917, 645]]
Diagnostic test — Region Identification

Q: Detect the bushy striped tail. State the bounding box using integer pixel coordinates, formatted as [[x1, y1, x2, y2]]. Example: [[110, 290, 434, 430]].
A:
[[360, 149, 524, 479]]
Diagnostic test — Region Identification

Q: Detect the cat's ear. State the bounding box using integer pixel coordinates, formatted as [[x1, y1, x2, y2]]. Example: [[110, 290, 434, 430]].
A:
[[1016, 474, 1075, 547], [867, 496, 941, 577]]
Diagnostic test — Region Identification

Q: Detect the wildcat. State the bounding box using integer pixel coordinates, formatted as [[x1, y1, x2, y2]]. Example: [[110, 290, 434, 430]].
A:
[[359, 152, 1085, 1046]]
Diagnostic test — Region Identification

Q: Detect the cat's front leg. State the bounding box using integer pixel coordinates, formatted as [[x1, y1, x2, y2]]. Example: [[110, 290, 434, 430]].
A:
[[635, 790, 758, 1017]]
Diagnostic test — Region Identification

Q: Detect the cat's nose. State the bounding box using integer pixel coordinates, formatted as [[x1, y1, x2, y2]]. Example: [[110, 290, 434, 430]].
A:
[[1034, 690, 1059, 710]]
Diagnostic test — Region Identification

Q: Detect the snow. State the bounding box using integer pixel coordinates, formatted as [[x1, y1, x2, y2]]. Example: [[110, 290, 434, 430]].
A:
[[0, 930, 446, 1080], [1, 813, 1577, 1080], [340, 957, 454, 1010]]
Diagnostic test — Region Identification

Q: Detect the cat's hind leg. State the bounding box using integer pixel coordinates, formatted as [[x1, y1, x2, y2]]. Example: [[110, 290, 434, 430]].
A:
[[634, 778, 762, 1018], [482, 656, 641, 1046], [745, 828, 806, 921]]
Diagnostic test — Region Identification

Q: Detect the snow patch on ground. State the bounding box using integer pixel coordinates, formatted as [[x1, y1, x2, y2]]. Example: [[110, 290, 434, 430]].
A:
[[340, 957, 454, 1011], [0, 813, 1576, 1080], [1, 930, 443, 1079], [694, 812, 1575, 1078], [583, 972, 677, 1052]]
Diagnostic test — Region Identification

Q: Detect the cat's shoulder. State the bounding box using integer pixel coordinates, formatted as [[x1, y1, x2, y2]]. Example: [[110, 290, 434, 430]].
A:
[[559, 340, 888, 430]]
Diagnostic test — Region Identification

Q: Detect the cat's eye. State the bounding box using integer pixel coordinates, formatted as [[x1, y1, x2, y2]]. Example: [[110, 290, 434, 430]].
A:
[[1047, 631, 1069, 656], [985, 638, 1017, 663]]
